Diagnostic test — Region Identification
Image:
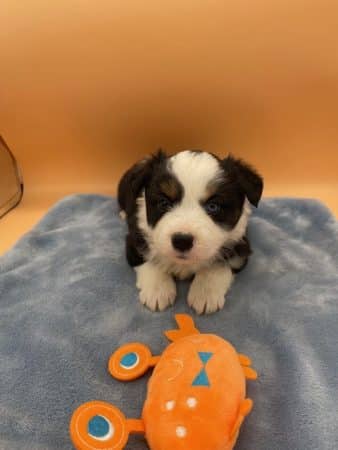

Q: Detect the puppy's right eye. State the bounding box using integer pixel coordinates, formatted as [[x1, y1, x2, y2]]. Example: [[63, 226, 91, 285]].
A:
[[158, 197, 172, 212], [205, 201, 221, 215]]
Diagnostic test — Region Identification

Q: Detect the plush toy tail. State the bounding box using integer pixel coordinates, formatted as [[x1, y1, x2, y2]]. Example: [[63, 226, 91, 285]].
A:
[[164, 314, 200, 342]]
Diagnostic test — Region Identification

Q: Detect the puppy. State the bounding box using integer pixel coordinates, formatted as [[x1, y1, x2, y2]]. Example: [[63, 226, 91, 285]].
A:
[[118, 150, 263, 314]]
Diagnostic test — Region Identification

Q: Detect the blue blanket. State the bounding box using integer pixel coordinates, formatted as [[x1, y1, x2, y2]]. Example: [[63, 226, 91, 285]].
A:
[[0, 195, 337, 450]]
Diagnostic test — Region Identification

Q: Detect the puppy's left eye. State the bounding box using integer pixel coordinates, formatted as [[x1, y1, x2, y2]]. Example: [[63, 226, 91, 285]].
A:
[[158, 198, 172, 212], [205, 201, 221, 214]]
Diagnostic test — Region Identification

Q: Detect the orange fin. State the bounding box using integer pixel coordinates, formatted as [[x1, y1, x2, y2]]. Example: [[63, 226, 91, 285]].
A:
[[164, 314, 200, 342], [243, 366, 258, 380], [230, 398, 253, 439], [238, 353, 252, 366]]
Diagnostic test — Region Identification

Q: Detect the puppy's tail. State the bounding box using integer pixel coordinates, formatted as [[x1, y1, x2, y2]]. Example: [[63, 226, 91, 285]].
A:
[[164, 314, 200, 342]]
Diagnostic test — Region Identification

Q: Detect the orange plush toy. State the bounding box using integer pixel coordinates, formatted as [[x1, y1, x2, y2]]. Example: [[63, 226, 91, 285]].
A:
[[70, 314, 257, 450]]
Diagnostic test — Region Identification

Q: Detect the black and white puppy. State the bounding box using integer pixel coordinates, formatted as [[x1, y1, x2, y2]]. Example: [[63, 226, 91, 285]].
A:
[[118, 150, 263, 314]]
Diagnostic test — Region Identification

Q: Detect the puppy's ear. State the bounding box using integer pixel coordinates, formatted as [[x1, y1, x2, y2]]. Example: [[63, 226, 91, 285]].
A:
[[118, 150, 166, 212], [223, 155, 263, 207]]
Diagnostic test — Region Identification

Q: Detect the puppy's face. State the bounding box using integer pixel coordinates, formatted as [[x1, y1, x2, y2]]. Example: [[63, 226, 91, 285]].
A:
[[136, 151, 263, 267]]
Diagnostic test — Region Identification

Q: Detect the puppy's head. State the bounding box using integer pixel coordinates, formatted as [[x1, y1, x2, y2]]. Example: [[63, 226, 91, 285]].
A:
[[124, 150, 263, 266]]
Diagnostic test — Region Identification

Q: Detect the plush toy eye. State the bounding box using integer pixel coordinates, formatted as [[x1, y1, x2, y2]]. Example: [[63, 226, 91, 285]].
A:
[[205, 202, 221, 214], [70, 401, 129, 450], [120, 352, 140, 370], [88, 415, 114, 441], [108, 343, 153, 381]]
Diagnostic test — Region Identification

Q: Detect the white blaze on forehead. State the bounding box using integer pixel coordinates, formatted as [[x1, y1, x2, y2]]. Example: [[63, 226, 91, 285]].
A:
[[169, 151, 222, 200]]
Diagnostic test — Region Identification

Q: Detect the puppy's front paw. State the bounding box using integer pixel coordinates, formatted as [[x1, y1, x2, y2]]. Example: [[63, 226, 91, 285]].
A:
[[188, 280, 226, 314], [188, 265, 233, 314], [135, 262, 176, 311]]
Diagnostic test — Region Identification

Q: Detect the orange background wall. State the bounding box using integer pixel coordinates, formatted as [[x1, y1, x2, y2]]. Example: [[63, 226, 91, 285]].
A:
[[0, 0, 337, 251]]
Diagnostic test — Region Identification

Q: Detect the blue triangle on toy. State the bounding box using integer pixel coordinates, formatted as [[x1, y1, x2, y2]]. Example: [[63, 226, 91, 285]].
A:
[[198, 352, 213, 364], [192, 369, 210, 386]]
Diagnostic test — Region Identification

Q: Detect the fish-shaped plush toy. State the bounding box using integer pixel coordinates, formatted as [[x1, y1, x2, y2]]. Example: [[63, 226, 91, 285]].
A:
[[70, 314, 257, 450]]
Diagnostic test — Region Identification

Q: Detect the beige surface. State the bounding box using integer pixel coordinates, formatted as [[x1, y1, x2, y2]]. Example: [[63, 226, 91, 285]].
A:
[[0, 0, 338, 254]]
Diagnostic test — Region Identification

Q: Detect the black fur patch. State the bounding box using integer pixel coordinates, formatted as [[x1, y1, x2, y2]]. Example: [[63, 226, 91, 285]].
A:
[[199, 154, 263, 229], [201, 180, 245, 229], [117, 150, 167, 266], [221, 155, 263, 207], [145, 168, 183, 227], [125, 231, 148, 266], [220, 236, 252, 273], [118, 150, 167, 215]]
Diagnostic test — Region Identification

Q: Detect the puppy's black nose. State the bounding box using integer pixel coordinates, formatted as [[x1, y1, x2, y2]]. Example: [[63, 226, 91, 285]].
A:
[[171, 233, 194, 252]]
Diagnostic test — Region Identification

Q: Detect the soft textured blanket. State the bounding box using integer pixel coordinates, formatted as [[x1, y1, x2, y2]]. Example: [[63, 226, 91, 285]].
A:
[[0, 195, 337, 450]]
